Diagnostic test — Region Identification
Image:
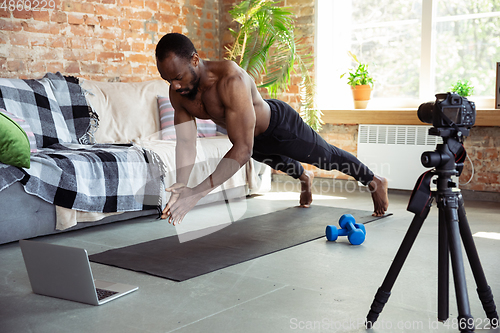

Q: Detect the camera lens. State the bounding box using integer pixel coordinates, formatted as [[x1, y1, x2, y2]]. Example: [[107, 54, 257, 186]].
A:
[[417, 102, 435, 124]]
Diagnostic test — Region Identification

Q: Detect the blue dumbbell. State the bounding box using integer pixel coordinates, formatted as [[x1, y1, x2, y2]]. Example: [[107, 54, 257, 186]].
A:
[[325, 214, 366, 245]]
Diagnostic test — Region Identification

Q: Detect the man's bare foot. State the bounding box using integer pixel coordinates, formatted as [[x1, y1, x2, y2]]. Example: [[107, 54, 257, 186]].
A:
[[368, 175, 389, 216], [299, 170, 314, 208]]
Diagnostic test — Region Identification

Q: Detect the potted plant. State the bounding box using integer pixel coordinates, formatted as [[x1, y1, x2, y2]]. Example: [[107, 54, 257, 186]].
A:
[[225, 0, 322, 130], [450, 79, 474, 97], [341, 52, 375, 109]]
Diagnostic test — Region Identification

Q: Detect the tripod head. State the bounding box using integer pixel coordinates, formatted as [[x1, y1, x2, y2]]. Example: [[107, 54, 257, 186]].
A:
[[407, 126, 469, 216], [420, 127, 468, 178]]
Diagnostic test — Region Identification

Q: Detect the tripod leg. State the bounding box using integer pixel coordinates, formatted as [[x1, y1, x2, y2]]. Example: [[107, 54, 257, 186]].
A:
[[443, 194, 474, 332], [438, 208, 450, 322], [366, 205, 430, 328], [457, 195, 499, 324]]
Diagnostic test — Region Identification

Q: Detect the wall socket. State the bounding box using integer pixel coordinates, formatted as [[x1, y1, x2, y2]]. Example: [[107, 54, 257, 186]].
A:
[[496, 62, 500, 109]]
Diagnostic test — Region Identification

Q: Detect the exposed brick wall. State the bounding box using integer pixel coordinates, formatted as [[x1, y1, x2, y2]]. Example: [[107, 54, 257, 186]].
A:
[[460, 127, 500, 193], [0, 0, 220, 81], [218, 0, 235, 58], [0, 0, 313, 97], [281, 0, 315, 110]]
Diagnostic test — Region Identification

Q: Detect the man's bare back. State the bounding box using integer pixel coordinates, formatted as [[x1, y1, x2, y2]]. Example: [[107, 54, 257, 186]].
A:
[[156, 41, 388, 224]]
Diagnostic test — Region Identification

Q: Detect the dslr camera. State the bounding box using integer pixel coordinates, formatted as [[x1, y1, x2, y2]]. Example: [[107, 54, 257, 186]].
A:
[[418, 92, 476, 129]]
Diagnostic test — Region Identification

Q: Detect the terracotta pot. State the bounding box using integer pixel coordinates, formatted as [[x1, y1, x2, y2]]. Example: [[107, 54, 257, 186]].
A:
[[351, 85, 372, 109]]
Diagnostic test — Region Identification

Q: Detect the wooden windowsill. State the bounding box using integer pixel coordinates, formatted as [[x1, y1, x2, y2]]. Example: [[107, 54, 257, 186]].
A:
[[321, 108, 500, 126]]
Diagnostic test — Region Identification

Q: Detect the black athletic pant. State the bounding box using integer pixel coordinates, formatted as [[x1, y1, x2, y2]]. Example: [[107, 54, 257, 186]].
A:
[[252, 99, 374, 185]]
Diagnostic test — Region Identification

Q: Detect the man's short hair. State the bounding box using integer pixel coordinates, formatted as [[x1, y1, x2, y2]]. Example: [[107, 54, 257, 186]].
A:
[[156, 33, 197, 62]]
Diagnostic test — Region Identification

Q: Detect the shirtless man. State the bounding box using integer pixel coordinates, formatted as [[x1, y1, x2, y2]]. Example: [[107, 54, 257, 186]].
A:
[[156, 33, 388, 225]]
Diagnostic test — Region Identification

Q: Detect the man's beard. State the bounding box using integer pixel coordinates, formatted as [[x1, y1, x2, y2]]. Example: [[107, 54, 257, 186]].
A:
[[177, 67, 200, 101]]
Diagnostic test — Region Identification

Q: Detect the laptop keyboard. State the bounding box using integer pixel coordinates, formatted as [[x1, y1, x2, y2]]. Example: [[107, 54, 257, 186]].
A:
[[96, 288, 119, 301]]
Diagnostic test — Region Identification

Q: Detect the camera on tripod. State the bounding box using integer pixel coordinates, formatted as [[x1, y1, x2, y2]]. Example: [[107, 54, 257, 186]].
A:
[[366, 92, 498, 333], [417, 92, 476, 168], [418, 92, 476, 130]]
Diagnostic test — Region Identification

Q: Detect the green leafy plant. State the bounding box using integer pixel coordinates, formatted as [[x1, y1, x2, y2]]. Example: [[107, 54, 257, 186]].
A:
[[225, 0, 322, 131], [450, 79, 474, 97], [341, 52, 374, 87], [299, 71, 322, 132]]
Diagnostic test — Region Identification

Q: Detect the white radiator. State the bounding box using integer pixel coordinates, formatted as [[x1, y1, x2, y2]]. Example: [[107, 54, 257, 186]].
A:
[[357, 125, 442, 190]]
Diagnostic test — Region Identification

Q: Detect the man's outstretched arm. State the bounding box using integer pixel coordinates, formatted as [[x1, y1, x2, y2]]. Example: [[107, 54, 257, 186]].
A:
[[161, 92, 198, 221], [173, 120, 197, 185]]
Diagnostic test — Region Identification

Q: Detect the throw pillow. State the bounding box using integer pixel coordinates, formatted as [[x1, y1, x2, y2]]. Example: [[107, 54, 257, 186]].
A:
[[157, 95, 217, 140], [81, 79, 169, 143], [0, 109, 31, 168], [0, 108, 37, 153], [196, 118, 218, 137]]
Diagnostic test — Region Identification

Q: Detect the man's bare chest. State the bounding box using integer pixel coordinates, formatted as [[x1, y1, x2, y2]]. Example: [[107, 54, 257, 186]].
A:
[[183, 93, 225, 122]]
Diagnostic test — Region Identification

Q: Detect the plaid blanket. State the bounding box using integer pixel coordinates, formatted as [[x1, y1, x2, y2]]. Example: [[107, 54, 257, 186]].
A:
[[0, 73, 162, 213], [0, 143, 161, 212], [0, 72, 96, 147]]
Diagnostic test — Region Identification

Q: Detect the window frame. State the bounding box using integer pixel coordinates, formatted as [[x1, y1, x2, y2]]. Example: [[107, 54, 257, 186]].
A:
[[315, 0, 498, 110]]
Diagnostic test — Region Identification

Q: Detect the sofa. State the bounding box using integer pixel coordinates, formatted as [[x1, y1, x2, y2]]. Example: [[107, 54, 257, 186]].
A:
[[0, 73, 270, 245]]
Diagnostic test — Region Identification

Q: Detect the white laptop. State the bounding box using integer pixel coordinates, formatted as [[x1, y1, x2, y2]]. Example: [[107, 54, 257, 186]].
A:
[[20, 239, 138, 306]]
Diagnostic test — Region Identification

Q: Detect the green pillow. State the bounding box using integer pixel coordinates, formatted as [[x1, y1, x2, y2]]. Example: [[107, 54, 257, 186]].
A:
[[0, 111, 30, 168]]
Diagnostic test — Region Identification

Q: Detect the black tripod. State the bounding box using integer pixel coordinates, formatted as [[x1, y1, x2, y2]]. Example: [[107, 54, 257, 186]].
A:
[[366, 128, 498, 332]]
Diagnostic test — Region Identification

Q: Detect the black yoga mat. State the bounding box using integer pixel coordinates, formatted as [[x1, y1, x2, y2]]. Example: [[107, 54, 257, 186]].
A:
[[89, 205, 392, 281]]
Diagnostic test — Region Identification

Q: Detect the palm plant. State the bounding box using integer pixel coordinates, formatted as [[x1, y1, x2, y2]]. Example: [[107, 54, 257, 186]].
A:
[[225, 0, 322, 131]]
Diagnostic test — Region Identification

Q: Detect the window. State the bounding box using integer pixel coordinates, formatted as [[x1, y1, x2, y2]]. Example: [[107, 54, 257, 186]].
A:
[[316, 0, 500, 109]]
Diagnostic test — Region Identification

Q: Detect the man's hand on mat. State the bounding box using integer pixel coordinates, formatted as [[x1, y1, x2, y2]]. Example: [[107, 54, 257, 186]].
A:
[[161, 183, 202, 225], [162, 183, 184, 223]]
